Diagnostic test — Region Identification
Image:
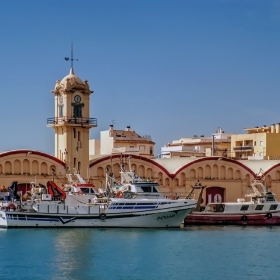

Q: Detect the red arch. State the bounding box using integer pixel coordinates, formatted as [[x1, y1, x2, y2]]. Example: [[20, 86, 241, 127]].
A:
[[89, 154, 171, 177], [0, 149, 65, 167], [173, 157, 257, 178]]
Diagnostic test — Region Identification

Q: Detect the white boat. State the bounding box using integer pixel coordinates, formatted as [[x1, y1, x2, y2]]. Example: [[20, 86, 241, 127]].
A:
[[184, 175, 280, 225], [0, 170, 196, 228]]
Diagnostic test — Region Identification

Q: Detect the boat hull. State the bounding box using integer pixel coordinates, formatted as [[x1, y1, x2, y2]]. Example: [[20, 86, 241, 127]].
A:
[[184, 212, 280, 225], [0, 207, 194, 228]]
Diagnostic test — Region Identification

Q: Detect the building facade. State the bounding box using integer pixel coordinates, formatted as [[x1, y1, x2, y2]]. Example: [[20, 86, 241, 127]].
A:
[[161, 127, 232, 158], [90, 125, 155, 157], [231, 124, 280, 160]]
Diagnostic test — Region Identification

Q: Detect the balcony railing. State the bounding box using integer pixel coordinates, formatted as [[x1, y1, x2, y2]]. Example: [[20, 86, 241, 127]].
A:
[[233, 145, 253, 152], [47, 117, 97, 126]]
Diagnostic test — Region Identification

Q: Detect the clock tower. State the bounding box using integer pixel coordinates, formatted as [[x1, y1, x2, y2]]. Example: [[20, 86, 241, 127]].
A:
[[48, 68, 97, 178]]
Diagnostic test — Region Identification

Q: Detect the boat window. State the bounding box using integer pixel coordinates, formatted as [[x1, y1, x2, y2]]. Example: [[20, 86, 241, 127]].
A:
[[269, 205, 278, 210], [125, 203, 136, 205], [240, 205, 249, 211], [213, 204, 225, 212], [141, 186, 152, 192], [266, 196, 275, 201], [118, 203, 125, 205], [80, 188, 89, 194], [137, 203, 154, 205], [255, 205, 264, 210], [152, 187, 158, 193]]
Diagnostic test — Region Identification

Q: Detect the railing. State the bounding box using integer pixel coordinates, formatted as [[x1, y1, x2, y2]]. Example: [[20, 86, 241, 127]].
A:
[[233, 146, 253, 152], [47, 117, 97, 126], [120, 192, 193, 200]]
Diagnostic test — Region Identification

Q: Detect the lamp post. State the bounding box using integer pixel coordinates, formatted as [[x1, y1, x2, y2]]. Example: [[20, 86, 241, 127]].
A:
[[26, 151, 32, 194]]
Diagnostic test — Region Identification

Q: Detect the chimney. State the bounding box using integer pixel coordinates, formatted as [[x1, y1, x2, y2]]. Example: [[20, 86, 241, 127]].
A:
[[276, 123, 280, 133], [109, 125, 114, 136], [271, 124, 275, 133]]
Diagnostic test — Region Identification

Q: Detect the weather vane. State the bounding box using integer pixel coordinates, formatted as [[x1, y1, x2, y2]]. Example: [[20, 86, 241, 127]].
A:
[[65, 42, 79, 68]]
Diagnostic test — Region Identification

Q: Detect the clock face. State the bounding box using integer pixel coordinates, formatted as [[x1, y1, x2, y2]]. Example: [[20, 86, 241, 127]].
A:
[[74, 95, 81, 103]]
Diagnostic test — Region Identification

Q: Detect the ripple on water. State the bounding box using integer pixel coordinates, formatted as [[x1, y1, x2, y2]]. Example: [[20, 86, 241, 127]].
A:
[[0, 226, 279, 280]]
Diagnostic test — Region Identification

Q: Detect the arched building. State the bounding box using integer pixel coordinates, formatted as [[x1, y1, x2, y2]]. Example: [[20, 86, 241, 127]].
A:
[[88, 154, 280, 205], [1, 67, 280, 207]]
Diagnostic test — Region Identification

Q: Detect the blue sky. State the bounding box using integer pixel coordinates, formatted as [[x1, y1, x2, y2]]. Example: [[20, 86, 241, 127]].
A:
[[1, 0, 280, 155]]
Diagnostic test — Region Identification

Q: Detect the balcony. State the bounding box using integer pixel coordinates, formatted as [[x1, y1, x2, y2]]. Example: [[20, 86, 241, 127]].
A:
[[112, 147, 140, 154], [233, 145, 253, 152], [47, 117, 97, 127]]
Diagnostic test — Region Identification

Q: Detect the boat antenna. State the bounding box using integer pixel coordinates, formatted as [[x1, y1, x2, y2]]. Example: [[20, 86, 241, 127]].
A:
[[65, 42, 79, 68]]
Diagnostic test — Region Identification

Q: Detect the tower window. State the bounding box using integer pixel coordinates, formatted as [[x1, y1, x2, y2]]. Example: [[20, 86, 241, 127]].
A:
[[73, 104, 83, 118], [78, 161, 81, 172], [78, 131, 80, 141], [73, 128, 76, 138], [74, 157, 76, 168], [58, 105, 63, 117]]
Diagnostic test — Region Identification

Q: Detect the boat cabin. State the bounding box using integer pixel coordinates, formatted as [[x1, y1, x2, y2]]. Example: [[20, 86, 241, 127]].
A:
[[130, 182, 160, 193], [72, 185, 96, 194]]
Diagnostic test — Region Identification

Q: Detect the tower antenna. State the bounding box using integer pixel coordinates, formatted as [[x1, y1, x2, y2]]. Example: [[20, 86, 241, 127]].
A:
[[65, 42, 79, 68]]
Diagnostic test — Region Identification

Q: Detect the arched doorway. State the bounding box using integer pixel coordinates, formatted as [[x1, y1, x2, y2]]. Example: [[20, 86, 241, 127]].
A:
[[206, 187, 225, 204]]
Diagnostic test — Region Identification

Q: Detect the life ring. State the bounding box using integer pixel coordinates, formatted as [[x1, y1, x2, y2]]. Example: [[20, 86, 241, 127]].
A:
[[241, 215, 247, 221], [99, 213, 106, 220], [266, 213, 272, 219], [7, 203, 16, 210], [116, 191, 123, 198]]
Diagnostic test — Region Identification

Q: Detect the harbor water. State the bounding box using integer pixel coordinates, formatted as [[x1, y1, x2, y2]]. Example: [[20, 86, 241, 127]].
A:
[[0, 226, 279, 279]]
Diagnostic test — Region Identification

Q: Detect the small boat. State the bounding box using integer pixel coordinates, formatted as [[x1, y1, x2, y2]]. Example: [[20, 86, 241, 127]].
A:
[[184, 175, 280, 225], [0, 168, 196, 228]]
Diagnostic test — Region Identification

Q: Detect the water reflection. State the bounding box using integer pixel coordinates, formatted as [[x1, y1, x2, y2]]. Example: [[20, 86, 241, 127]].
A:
[[50, 229, 97, 279], [1, 227, 280, 279]]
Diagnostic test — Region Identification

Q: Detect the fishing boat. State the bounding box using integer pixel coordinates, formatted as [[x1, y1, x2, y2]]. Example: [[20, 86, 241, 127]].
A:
[[0, 170, 196, 228], [184, 175, 280, 225]]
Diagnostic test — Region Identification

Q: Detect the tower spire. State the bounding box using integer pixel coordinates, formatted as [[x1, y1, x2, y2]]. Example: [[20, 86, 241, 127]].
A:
[[65, 42, 79, 68]]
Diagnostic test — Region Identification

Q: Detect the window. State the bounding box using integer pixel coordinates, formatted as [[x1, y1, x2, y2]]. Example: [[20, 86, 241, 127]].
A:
[[254, 141, 256, 146], [74, 157, 76, 168], [260, 141, 263, 146], [152, 187, 158, 193], [78, 131, 80, 141], [150, 146, 153, 155], [73, 128, 76, 138], [78, 161, 81, 171], [73, 104, 83, 118], [269, 205, 278, 210], [255, 205, 264, 210], [240, 205, 249, 211], [80, 188, 89, 194], [139, 145, 145, 151], [58, 105, 63, 117], [141, 186, 152, 192]]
